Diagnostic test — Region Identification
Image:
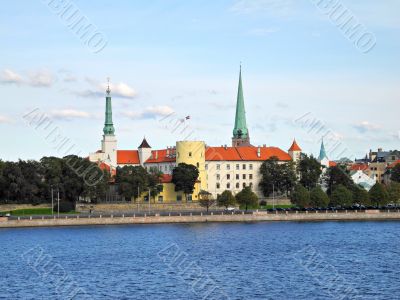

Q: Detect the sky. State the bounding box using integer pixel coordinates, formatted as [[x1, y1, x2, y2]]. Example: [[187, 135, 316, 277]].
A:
[[0, 0, 399, 162]]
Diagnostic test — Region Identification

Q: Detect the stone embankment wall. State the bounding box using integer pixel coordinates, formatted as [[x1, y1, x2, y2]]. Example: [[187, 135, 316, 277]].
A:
[[0, 204, 50, 211], [1, 210, 400, 228]]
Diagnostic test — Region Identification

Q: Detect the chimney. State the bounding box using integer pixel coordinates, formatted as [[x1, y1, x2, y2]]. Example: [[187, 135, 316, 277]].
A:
[[224, 144, 227, 150], [378, 148, 383, 153], [155, 151, 158, 160], [167, 148, 170, 157], [257, 146, 261, 158], [263, 144, 266, 148]]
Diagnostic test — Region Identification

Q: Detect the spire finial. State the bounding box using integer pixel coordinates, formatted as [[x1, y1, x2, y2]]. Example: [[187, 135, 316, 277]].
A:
[[106, 77, 111, 95]]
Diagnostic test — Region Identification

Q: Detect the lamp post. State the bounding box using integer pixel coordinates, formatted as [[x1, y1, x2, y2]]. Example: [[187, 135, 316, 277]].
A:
[[51, 187, 54, 215], [148, 188, 151, 214], [57, 190, 60, 218], [272, 183, 275, 209]]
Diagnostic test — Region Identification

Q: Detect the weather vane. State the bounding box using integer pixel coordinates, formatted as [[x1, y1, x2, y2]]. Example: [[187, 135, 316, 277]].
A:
[[106, 77, 111, 95]]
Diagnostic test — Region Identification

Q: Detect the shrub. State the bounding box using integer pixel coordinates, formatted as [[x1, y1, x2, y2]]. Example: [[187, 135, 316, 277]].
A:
[[369, 183, 389, 206], [291, 184, 310, 208], [330, 185, 353, 207], [310, 187, 329, 208], [53, 202, 75, 213]]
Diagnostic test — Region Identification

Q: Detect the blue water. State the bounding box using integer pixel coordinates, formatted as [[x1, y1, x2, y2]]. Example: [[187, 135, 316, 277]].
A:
[[1, 221, 399, 300]]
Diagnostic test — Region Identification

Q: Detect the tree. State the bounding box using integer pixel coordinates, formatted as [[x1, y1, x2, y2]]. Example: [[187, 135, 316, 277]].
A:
[[115, 166, 150, 201], [369, 183, 389, 206], [147, 168, 163, 202], [259, 157, 296, 197], [391, 164, 400, 183], [217, 190, 236, 209], [330, 185, 353, 207], [235, 186, 258, 211], [281, 161, 297, 195], [291, 184, 310, 208], [198, 190, 215, 212], [298, 155, 322, 189], [172, 163, 199, 201], [387, 182, 400, 205], [352, 186, 370, 206], [324, 166, 355, 195], [310, 186, 329, 208]]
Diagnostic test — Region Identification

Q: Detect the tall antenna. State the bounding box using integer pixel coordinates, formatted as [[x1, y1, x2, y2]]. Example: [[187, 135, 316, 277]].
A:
[[106, 77, 111, 95]]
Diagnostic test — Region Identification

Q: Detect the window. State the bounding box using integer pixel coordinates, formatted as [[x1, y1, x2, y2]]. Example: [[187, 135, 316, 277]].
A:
[[216, 164, 220, 170], [144, 196, 149, 202], [243, 182, 246, 188], [242, 164, 246, 170], [227, 174, 230, 180], [243, 174, 246, 180], [249, 164, 253, 170], [177, 195, 182, 202], [187, 195, 192, 202], [227, 183, 230, 189], [236, 183, 240, 189], [250, 182, 253, 188], [189, 152, 192, 157], [196, 162, 199, 168], [216, 183, 220, 189], [158, 196, 163, 203], [205, 164, 208, 170], [216, 174, 220, 180], [226, 164, 230, 170], [236, 164, 239, 170], [236, 174, 239, 180], [249, 174, 253, 180]]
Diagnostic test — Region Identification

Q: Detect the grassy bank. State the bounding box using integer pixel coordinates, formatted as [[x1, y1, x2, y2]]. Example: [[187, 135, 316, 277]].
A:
[[0, 208, 77, 216]]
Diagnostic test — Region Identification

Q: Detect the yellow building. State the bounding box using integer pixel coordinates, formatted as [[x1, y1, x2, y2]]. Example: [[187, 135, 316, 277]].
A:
[[134, 141, 205, 203]]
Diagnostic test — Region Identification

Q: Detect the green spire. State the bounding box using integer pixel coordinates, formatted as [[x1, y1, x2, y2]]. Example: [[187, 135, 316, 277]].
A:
[[233, 65, 248, 139], [103, 79, 115, 135], [319, 139, 328, 161]]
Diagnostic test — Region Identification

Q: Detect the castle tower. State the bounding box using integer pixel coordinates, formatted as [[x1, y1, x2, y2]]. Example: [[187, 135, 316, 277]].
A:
[[100, 79, 117, 167], [176, 141, 207, 191], [138, 137, 152, 165], [288, 139, 302, 162], [232, 66, 251, 147]]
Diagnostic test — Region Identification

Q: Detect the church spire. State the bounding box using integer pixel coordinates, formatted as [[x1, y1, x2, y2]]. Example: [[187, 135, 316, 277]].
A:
[[103, 78, 115, 135], [319, 139, 328, 161], [232, 65, 250, 147]]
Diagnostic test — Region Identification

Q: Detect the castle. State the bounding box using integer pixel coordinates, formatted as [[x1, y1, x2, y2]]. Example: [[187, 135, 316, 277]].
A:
[[89, 69, 302, 202]]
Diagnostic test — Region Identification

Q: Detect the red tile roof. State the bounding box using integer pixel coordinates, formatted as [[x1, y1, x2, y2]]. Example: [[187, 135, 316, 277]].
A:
[[145, 149, 176, 163], [288, 139, 302, 152], [117, 150, 140, 164], [349, 164, 369, 171], [388, 160, 400, 169], [97, 162, 116, 177], [329, 161, 337, 167], [205, 146, 291, 161], [161, 174, 173, 183]]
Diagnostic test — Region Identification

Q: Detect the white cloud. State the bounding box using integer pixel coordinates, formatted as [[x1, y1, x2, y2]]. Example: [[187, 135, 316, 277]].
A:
[[0, 115, 12, 123], [0, 69, 23, 84], [49, 109, 92, 121], [123, 106, 174, 120], [107, 82, 137, 98], [353, 121, 382, 133], [79, 78, 137, 99], [28, 69, 55, 87]]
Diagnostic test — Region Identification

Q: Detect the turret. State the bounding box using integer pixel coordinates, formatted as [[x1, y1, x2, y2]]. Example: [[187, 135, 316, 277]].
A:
[[288, 139, 302, 162], [138, 137, 152, 165]]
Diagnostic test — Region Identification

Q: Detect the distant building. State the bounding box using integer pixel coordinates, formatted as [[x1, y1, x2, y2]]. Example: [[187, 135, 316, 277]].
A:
[[89, 70, 300, 202]]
